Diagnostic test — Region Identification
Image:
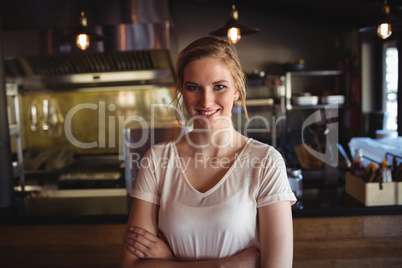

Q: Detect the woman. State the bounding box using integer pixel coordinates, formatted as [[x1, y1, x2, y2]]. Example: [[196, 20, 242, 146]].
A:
[[120, 36, 296, 267]]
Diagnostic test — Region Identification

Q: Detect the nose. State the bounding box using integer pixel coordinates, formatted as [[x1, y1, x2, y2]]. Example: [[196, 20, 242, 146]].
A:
[[199, 89, 214, 108]]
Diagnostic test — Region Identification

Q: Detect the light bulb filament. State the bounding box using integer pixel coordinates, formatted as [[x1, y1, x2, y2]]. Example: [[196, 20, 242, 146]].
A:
[[377, 23, 392, 39], [228, 27, 241, 44], [77, 34, 90, 50]]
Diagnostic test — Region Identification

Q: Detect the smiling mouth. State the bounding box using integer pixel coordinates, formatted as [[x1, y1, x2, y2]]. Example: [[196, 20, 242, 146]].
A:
[[197, 109, 220, 116]]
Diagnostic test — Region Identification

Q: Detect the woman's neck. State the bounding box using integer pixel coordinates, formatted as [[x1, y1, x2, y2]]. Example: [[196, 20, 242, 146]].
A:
[[183, 126, 246, 158]]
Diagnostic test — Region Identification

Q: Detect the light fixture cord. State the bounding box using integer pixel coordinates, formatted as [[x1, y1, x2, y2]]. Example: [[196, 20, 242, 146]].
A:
[[231, 5, 238, 20], [80, 11, 88, 27]]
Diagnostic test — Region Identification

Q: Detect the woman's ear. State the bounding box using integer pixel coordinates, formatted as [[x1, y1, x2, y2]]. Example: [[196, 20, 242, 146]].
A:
[[234, 90, 240, 101]]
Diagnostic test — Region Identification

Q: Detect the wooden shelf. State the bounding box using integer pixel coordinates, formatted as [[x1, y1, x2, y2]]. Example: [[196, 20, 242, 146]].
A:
[[234, 98, 274, 106], [289, 104, 344, 110], [287, 70, 343, 77]]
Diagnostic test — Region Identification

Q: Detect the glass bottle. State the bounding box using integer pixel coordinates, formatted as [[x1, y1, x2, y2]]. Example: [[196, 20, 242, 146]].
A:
[[352, 148, 365, 177], [381, 157, 392, 182], [392, 156, 398, 180]]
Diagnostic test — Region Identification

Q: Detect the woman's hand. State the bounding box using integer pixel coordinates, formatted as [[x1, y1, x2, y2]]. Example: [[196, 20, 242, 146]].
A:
[[228, 247, 260, 268], [123, 226, 176, 261]]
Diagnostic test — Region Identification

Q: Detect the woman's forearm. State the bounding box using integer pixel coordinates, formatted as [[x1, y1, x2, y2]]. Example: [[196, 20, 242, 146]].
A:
[[121, 247, 259, 268], [122, 258, 227, 268]]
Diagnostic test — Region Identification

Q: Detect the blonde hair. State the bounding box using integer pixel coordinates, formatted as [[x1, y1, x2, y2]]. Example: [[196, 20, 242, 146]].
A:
[[174, 36, 248, 121]]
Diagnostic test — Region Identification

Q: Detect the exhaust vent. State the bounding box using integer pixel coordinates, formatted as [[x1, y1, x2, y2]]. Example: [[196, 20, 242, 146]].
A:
[[6, 49, 175, 91], [23, 50, 162, 76], [2, 0, 174, 90]]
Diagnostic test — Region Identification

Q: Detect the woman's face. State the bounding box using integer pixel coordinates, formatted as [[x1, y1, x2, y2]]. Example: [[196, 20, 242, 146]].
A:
[[182, 57, 239, 129]]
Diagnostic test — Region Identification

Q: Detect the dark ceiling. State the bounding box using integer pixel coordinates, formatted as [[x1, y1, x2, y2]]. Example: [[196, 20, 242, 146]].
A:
[[1, 0, 402, 31], [190, 0, 402, 28]]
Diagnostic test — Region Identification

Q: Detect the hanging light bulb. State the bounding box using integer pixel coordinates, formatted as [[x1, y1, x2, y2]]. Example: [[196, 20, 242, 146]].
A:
[[227, 6, 241, 44], [228, 27, 241, 44], [61, 11, 108, 51], [76, 12, 90, 50], [377, 0, 392, 39], [210, 5, 259, 44], [76, 34, 90, 50], [378, 23, 392, 39]]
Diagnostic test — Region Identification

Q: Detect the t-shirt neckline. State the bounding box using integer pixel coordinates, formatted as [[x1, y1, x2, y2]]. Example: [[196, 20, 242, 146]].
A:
[[172, 138, 253, 197]]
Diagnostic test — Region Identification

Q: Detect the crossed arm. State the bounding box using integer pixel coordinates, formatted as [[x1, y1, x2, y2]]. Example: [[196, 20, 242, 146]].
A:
[[120, 198, 293, 268]]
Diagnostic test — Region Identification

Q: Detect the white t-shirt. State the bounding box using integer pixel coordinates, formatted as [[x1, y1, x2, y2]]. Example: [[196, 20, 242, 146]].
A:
[[131, 138, 296, 261]]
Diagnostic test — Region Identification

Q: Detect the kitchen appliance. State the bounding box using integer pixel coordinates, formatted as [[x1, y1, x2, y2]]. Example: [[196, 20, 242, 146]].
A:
[[284, 59, 306, 72], [2, 0, 175, 91], [123, 126, 188, 194], [287, 168, 303, 198], [2, 0, 180, 193], [291, 95, 319, 106], [320, 95, 345, 105], [58, 155, 125, 189]]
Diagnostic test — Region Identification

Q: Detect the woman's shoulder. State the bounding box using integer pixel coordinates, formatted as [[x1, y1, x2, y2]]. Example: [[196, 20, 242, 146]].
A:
[[244, 138, 285, 161], [152, 139, 178, 147], [148, 139, 178, 153], [246, 138, 277, 153]]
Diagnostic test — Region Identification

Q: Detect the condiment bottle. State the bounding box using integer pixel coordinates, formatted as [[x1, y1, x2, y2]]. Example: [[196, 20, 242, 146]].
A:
[[352, 148, 365, 178], [365, 161, 378, 182], [392, 156, 398, 179], [381, 157, 392, 182]]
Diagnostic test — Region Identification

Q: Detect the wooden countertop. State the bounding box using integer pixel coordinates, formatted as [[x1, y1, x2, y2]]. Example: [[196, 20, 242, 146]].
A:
[[1, 176, 402, 225]]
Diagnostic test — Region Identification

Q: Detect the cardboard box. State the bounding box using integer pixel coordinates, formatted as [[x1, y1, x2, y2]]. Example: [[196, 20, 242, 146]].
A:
[[397, 182, 402, 205], [345, 172, 397, 206]]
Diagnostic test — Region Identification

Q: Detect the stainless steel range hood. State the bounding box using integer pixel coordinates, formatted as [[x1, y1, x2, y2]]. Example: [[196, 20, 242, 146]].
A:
[[5, 48, 175, 90], [1, 0, 175, 90]]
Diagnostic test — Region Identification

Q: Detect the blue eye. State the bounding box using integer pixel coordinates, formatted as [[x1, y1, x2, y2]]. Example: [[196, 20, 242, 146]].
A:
[[186, 86, 200, 92], [214, 85, 226, 90]]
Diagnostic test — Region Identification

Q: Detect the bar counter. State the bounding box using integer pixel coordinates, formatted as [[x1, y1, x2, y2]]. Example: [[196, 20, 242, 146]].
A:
[[1, 173, 402, 225], [1, 172, 402, 268]]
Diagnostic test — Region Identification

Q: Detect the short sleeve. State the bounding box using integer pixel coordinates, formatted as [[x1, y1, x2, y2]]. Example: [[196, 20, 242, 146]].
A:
[[257, 147, 296, 207], [130, 148, 161, 205]]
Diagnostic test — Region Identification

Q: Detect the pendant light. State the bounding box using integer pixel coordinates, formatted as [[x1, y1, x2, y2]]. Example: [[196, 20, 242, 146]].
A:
[[61, 12, 108, 50], [377, 0, 393, 39], [209, 5, 260, 44], [76, 12, 90, 50]]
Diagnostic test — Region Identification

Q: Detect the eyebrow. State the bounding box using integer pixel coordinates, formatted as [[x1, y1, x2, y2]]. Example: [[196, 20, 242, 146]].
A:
[[213, 80, 229, 84], [184, 81, 198, 85], [184, 80, 229, 85]]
